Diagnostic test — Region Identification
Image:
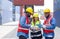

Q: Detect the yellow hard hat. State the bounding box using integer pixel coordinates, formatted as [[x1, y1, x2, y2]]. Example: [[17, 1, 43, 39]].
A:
[[44, 8, 50, 13], [33, 13, 39, 17], [26, 7, 33, 14]]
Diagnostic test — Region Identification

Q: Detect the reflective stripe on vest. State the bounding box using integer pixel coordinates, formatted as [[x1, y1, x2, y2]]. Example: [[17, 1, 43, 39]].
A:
[[31, 31, 42, 37], [44, 16, 52, 25], [43, 16, 54, 34], [31, 34, 42, 37], [18, 26, 29, 30]]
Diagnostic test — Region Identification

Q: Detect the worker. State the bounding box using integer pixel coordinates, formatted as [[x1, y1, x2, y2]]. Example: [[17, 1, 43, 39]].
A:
[[17, 7, 33, 39], [31, 13, 42, 39], [43, 8, 56, 39]]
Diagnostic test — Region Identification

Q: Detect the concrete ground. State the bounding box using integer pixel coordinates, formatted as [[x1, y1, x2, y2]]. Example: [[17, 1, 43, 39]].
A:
[[0, 21, 60, 39]]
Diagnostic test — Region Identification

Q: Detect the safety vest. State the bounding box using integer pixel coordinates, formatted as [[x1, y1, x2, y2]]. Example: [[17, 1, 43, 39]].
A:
[[31, 21, 40, 27], [17, 16, 30, 34], [31, 21, 41, 32], [43, 16, 54, 34], [31, 21, 42, 37]]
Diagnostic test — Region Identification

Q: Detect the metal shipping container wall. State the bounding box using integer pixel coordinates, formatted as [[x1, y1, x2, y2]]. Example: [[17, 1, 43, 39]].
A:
[[54, 0, 60, 27], [2, 0, 13, 24]]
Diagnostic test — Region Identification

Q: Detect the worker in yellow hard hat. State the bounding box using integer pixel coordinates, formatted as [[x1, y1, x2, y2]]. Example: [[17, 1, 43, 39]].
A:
[[33, 13, 39, 18], [17, 7, 34, 39], [44, 8, 50, 13], [26, 7, 33, 15], [26, 7, 33, 14], [31, 13, 42, 39], [43, 8, 56, 39], [44, 8, 50, 18]]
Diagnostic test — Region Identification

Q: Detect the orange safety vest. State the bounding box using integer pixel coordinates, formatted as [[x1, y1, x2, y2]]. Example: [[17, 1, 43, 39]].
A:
[[43, 16, 54, 34], [17, 16, 30, 34]]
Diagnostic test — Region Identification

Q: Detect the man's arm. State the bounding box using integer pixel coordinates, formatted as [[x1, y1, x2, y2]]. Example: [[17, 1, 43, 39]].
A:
[[46, 18, 56, 29], [20, 16, 30, 29]]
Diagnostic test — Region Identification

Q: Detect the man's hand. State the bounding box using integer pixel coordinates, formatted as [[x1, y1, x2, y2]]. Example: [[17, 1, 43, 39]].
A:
[[34, 26, 39, 31], [42, 25, 46, 29], [30, 26, 39, 31], [45, 24, 51, 26]]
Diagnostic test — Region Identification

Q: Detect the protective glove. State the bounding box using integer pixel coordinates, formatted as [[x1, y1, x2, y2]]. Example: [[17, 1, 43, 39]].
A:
[[42, 25, 46, 29], [34, 26, 39, 31], [30, 26, 34, 30]]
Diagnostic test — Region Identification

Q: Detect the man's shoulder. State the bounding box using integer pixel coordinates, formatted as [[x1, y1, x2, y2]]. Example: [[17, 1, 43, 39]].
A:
[[52, 18, 55, 20], [21, 16, 26, 18], [51, 17, 56, 22]]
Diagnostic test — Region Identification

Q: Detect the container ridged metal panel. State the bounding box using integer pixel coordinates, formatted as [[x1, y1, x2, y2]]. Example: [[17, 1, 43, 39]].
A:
[[13, 0, 44, 6], [54, 0, 60, 26]]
